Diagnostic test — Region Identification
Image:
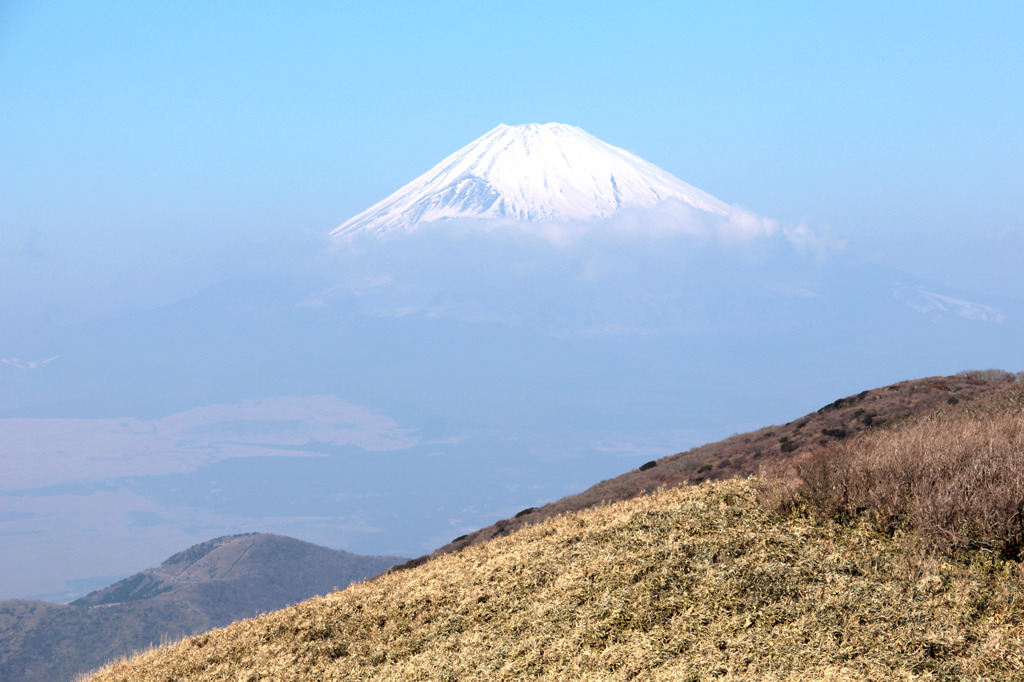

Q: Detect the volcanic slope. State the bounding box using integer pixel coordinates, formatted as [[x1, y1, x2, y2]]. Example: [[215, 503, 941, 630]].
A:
[[0, 534, 404, 682], [331, 122, 729, 238], [85, 373, 1024, 680]]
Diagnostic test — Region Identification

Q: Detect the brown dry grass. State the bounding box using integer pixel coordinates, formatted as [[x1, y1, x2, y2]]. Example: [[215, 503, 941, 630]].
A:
[[86, 478, 1024, 681], [760, 381, 1024, 558]]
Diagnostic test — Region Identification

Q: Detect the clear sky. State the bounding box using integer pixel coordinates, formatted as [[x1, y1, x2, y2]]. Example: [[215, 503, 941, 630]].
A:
[[3, 1, 1023, 326]]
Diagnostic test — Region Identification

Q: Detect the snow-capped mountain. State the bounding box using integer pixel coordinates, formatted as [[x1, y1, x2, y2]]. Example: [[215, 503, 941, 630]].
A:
[[331, 123, 729, 239]]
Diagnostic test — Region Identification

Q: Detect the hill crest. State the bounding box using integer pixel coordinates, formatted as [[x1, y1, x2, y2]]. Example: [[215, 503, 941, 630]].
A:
[[0, 534, 405, 682], [72, 533, 342, 607], [403, 370, 1021, 570]]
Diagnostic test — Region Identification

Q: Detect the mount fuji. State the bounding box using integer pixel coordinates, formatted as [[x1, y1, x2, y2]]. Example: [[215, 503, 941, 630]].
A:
[[331, 123, 730, 239]]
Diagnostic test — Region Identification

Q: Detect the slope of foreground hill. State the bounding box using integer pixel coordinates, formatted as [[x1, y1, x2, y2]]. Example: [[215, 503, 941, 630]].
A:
[[0, 534, 405, 682], [87, 449, 1024, 678], [415, 370, 1021, 567]]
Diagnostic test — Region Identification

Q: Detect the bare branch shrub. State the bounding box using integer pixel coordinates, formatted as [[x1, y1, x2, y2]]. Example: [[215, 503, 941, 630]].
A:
[[760, 383, 1024, 558], [955, 368, 1018, 383]]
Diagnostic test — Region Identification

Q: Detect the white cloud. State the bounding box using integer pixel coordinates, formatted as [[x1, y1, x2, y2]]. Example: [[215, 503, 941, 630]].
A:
[[894, 286, 1006, 323], [1, 356, 60, 369], [717, 205, 779, 243], [783, 223, 847, 260], [334, 200, 838, 259]]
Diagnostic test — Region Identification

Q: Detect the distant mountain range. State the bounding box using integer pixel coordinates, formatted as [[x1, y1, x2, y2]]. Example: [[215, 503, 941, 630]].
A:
[[0, 534, 405, 682]]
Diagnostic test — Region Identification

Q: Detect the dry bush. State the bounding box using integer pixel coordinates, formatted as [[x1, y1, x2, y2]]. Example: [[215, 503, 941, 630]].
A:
[[955, 368, 1019, 383], [761, 383, 1024, 558]]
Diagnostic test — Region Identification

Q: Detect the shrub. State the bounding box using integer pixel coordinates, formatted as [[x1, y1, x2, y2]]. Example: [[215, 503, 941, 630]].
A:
[[760, 383, 1024, 558], [639, 460, 657, 472], [955, 369, 1017, 382]]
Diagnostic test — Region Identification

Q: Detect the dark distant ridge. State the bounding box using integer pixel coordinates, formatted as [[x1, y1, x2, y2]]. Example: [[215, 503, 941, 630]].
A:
[[397, 370, 1021, 571], [0, 533, 405, 682], [73, 532, 302, 609]]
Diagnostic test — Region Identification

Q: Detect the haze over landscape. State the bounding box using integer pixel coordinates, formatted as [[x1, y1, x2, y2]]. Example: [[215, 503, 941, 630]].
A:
[[2, 0, 1022, 629]]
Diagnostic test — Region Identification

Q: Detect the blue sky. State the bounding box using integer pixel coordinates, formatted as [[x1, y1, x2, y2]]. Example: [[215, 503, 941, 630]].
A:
[[3, 1, 1023, 325]]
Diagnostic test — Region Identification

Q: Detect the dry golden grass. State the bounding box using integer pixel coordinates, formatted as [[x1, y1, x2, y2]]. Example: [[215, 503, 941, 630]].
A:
[[86, 477, 1024, 681]]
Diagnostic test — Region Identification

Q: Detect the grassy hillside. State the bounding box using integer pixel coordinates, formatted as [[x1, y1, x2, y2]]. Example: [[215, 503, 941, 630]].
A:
[[87, 486, 1024, 679], [84, 374, 1024, 679], [0, 534, 404, 682]]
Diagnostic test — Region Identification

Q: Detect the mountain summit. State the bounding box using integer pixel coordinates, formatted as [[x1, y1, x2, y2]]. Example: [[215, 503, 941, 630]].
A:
[[331, 123, 729, 238]]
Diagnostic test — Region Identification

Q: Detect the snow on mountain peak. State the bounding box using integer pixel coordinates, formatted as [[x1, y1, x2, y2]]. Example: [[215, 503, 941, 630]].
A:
[[331, 123, 730, 239]]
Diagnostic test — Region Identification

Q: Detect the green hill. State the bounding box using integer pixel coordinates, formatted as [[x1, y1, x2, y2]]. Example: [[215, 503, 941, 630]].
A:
[[86, 378, 1024, 680]]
